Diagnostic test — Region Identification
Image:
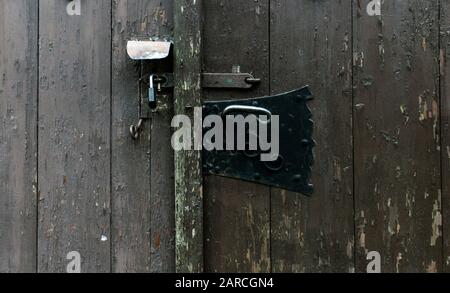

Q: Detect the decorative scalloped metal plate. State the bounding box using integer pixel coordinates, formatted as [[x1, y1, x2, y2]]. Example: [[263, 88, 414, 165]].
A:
[[202, 86, 315, 196]]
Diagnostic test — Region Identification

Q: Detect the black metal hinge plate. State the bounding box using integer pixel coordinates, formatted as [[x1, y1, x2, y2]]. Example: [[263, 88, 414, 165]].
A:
[[202, 86, 315, 196]]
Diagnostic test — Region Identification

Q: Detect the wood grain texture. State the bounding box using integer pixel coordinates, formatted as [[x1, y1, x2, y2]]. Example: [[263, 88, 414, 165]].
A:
[[270, 0, 354, 273], [1, 0, 449, 274], [147, 1, 175, 272], [354, 0, 442, 272], [111, 0, 174, 273], [150, 94, 175, 272], [441, 0, 450, 273], [204, 177, 270, 272], [38, 0, 111, 272], [174, 0, 204, 273], [0, 0, 38, 273], [203, 0, 271, 273]]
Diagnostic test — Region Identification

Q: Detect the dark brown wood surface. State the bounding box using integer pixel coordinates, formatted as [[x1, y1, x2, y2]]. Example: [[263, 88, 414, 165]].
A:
[[38, 0, 112, 272], [147, 1, 175, 273], [270, 0, 354, 273], [111, 0, 174, 273], [0, 0, 38, 273], [354, 0, 442, 272], [150, 94, 175, 272], [0, 0, 176, 274], [111, 0, 150, 273], [203, 0, 271, 273], [1, 0, 450, 273]]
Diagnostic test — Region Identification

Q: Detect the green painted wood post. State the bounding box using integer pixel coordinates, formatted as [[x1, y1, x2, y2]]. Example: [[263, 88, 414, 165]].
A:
[[173, 0, 204, 273]]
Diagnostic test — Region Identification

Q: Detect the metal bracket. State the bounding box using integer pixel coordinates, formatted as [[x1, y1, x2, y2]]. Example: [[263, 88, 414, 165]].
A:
[[202, 86, 315, 196], [139, 73, 174, 89], [137, 72, 260, 90], [126, 39, 262, 139], [128, 39, 173, 115], [135, 72, 260, 122], [202, 73, 260, 89]]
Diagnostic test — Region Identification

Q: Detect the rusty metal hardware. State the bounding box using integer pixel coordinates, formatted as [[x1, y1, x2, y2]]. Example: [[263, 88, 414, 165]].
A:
[[126, 39, 261, 139], [202, 73, 261, 89], [135, 72, 260, 118], [244, 77, 262, 85], [138, 72, 260, 90], [202, 86, 315, 196], [127, 39, 173, 139], [130, 119, 144, 140], [140, 73, 174, 89]]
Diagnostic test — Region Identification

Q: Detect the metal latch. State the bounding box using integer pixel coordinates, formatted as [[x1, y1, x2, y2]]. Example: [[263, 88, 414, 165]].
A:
[[202, 86, 315, 196], [126, 40, 314, 195], [202, 73, 260, 89], [136, 72, 261, 90], [127, 39, 173, 139], [127, 39, 262, 140]]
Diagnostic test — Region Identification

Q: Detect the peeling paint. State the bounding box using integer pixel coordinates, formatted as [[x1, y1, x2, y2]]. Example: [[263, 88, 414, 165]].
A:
[[380, 131, 399, 147], [353, 51, 364, 68], [426, 260, 437, 273], [396, 253, 402, 273], [400, 105, 410, 125], [447, 146, 450, 165], [358, 211, 367, 252], [333, 158, 342, 182], [418, 94, 428, 122], [387, 198, 399, 236], [346, 239, 353, 259], [430, 193, 442, 247], [405, 190, 414, 218]]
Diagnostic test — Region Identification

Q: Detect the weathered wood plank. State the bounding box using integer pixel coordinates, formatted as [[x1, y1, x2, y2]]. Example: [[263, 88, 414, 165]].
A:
[[111, 0, 151, 273], [38, 0, 111, 272], [0, 0, 38, 273], [354, 0, 442, 272], [150, 94, 175, 272], [204, 178, 270, 272], [441, 0, 450, 273], [147, 1, 175, 272], [111, 0, 174, 273], [270, 0, 354, 273], [203, 0, 271, 273], [174, 0, 203, 273]]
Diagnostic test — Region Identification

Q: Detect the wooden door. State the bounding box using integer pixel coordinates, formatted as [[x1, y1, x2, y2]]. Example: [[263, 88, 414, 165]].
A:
[[0, 0, 175, 273], [200, 0, 446, 273], [0, 0, 449, 273], [202, 0, 353, 273]]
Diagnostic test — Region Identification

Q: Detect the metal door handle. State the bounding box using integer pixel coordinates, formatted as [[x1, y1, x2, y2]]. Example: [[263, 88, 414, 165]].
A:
[[222, 105, 272, 124]]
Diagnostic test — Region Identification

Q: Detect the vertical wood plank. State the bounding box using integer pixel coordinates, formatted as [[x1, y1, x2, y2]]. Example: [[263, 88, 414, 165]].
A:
[[354, 0, 442, 272], [148, 13, 176, 273], [204, 177, 271, 272], [111, 0, 175, 273], [203, 0, 271, 272], [0, 0, 38, 273], [270, 0, 354, 273], [174, 0, 203, 273], [38, 0, 111, 272], [441, 0, 450, 273], [150, 93, 175, 272]]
